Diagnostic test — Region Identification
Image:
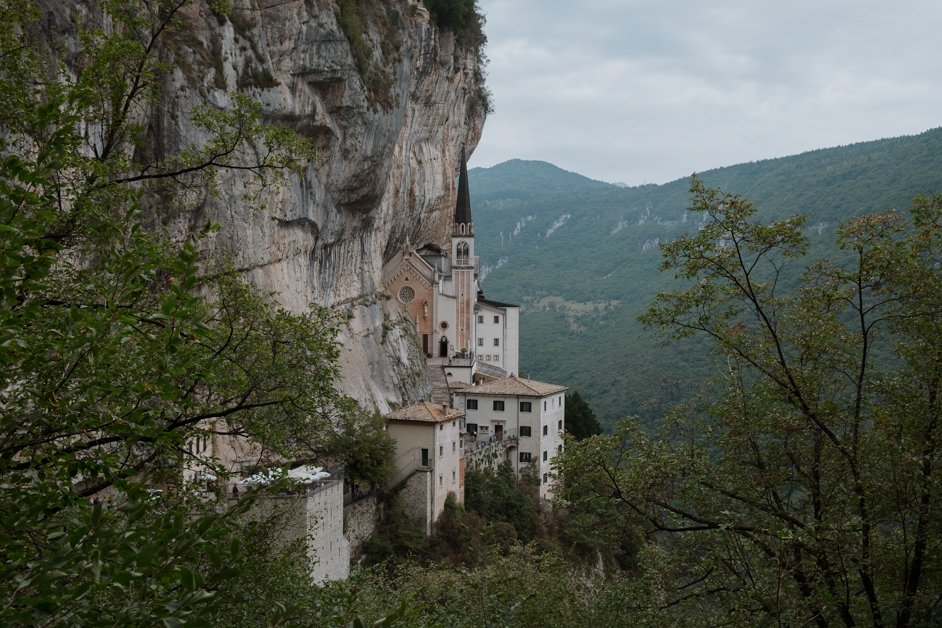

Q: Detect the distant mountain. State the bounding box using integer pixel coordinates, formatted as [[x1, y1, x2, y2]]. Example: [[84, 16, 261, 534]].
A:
[[470, 128, 942, 429], [469, 159, 611, 198]]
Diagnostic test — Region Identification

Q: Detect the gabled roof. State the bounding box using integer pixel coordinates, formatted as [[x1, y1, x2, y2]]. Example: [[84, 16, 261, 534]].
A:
[[458, 376, 568, 398], [382, 249, 435, 287], [385, 401, 464, 424]]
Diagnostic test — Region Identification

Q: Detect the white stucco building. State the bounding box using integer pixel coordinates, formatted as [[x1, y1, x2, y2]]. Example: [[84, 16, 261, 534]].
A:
[[385, 401, 464, 534], [452, 376, 567, 501]]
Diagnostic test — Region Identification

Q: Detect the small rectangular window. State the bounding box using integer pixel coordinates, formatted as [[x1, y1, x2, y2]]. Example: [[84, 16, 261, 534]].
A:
[[477, 338, 483, 346], [493, 400, 505, 411], [543, 425, 548, 436], [543, 450, 548, 462], [478, 315, 484, 323], [439, 445, 443, 457], [520, 426, 531, 437], [558, 420, 563, 430], [439, 475, 443, 487], [494, 316, 500, 324], [544, 401, 547, 411], [558, 444, 563, 453], [453, 441, 456, 452], [452, 470, 456, 483], [543, 473, 548, 484], [519, 452, 531, 463], [520, 401, 532, 412], [466, 399, 478, 410], [493, 338, 500, 347], [466, 423, 478, 434]]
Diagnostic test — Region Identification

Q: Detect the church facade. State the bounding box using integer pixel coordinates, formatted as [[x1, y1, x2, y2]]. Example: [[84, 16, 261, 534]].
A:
[[381, 154, 519, 378]]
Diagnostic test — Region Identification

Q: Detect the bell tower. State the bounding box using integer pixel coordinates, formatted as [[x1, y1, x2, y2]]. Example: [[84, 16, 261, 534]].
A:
[[451, 149, 476, 353]]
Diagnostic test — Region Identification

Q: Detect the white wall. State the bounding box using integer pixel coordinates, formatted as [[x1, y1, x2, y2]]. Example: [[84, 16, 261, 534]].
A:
[[387, 418, 462, 532], [535, 393, 565, 501], [503, 307, 519, 376], [459, 391, 565, 500], [307, 479, 350, 584]]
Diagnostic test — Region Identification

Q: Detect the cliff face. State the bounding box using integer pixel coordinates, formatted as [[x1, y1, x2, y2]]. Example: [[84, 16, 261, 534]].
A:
[[148, 1, 485, 411]]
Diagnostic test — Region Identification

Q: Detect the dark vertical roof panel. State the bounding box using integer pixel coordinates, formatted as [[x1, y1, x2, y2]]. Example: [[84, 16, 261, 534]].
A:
[[455, 148, 472, 227]]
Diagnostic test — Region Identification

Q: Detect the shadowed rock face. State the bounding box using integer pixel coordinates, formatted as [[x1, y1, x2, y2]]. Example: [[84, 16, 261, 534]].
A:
[[52, 0, 486, 411]]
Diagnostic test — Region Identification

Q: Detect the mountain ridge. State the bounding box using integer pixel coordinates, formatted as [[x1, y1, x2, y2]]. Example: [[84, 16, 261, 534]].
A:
[[470, 126, 942, 427]]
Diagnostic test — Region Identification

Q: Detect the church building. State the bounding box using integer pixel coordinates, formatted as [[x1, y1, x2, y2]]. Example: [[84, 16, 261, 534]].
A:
[[382, 150, 567, 516], [382, 152, 519, 379]]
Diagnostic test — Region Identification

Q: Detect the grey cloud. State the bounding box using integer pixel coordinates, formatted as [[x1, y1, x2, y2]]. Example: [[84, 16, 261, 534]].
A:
[[471, 0, 942, 184]]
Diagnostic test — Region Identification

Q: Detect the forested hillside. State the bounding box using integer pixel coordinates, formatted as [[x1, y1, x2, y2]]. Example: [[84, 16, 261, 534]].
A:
[[471, 128, 942, 427]]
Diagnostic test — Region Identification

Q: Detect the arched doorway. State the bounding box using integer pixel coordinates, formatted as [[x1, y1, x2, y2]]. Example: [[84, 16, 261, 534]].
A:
[[439, 336, 449, 357]]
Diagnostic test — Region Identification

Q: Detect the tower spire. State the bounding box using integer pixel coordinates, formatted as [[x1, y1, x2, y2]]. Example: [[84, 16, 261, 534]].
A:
[[454, 147, 472, 230]]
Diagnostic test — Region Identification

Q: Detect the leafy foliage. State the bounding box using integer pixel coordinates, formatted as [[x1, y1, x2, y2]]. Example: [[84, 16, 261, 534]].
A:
[[0, 1, 379, 623], [564, 391, 602, 440], [363, 497, 429, 565], [422, 0, 481, 37], [557, 180, 942, 625], [464, 461, 544, 543], [318, 546, 638, 627]]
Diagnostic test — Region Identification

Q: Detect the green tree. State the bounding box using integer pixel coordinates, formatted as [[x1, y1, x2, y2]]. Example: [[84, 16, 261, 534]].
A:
[[363, 497, 429, 565], [561, 178, 942, 625], [427, 493, 484, 565], [0, 1, 375, 623], [564, 390, 603, 439], [319, 546, 617, 627], [422, 0, 477, 32], [329, 404, 395, 491], [464, 461, 543, 542]]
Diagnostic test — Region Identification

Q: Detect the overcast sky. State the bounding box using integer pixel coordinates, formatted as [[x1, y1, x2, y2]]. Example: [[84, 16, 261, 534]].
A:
[[468, 0, 942, 186]]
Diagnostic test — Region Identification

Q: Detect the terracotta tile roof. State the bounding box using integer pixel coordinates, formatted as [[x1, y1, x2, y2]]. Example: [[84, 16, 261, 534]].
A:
[[458, 375, 568, 398], [385, 401, 464, 424]]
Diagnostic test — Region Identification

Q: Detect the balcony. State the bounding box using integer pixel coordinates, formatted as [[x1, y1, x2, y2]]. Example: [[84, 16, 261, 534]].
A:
[[464, 428, 518, 467]]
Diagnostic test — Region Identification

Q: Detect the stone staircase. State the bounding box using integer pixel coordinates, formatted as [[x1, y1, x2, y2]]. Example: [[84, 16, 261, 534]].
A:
[[426, 358, 451, 405]]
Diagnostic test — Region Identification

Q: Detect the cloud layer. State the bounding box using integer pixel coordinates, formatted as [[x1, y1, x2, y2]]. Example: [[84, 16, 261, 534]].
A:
[[470, 0, 942, 184]]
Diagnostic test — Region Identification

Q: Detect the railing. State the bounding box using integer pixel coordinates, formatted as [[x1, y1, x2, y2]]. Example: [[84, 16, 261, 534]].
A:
[[465, 434, 519, 468], [464, 428, 518, 456]]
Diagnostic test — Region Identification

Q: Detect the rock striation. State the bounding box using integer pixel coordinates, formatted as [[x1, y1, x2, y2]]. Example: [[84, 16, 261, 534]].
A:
[[106, 0, 485, 411]]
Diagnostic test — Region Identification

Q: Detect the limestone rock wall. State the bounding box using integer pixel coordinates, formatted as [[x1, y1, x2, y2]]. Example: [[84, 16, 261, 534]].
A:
[[147, 1, 485, 410]]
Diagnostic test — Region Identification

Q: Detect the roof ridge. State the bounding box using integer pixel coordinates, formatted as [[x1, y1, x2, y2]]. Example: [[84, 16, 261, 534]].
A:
[[511, 375, 541, 395]]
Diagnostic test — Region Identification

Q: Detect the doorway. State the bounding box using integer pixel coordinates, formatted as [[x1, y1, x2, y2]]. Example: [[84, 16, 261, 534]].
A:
[[439, 336, 448, 357]]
